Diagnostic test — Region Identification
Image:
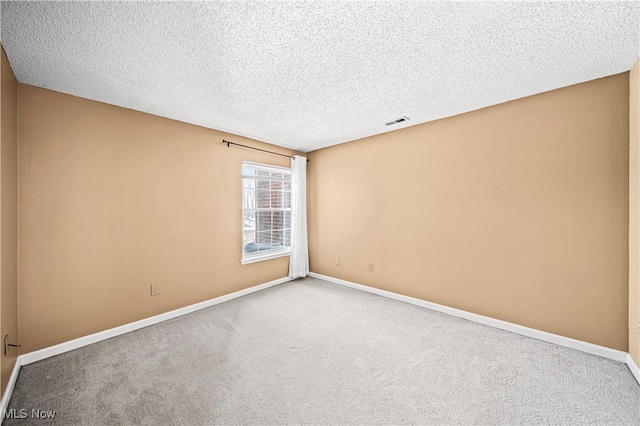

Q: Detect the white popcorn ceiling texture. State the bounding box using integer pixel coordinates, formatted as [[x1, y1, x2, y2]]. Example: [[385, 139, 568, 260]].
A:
[[1, 1, 639, 152]]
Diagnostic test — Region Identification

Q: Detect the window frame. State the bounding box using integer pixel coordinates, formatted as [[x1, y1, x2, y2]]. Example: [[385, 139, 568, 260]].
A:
[[240, 161, 292, 265]]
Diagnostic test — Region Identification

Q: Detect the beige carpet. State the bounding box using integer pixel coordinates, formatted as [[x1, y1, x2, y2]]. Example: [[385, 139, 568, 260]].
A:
[[4, 277, 640, 425]]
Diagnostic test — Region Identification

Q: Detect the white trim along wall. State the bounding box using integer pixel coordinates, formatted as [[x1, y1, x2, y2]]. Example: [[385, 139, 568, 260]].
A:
[[1, 272, 638, 417], [0, 276, 295, 415], [308, 272, 640, 385]]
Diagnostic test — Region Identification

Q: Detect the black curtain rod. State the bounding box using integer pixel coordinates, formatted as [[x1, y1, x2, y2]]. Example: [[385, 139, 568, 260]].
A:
[[223, 139, 304, 160]]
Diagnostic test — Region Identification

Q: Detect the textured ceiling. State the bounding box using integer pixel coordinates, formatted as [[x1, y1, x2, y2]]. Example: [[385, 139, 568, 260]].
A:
[[1, 1, 639, 152]]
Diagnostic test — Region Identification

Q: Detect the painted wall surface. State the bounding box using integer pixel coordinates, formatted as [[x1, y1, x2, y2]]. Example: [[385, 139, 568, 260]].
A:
[[18, 85, 298, 353], [308, 74, 630, 351], [1, 46, 19, 393], [630, 60, 640, 365]]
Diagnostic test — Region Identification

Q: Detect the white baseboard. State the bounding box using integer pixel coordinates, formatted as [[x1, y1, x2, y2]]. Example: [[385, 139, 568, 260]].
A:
[[627, 354, 640, 385], [308, 272, 632, 368], [0, 276, 292, 412], [2, 271, 637, 417], [0, 355, 22, 417], [20, 276, 294, 366]]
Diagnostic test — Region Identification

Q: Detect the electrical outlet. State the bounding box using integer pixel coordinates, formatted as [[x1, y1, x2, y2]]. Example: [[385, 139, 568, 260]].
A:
[[637, 322, 640, 337], [151, 284, 160, 296], [335, 257, 341, 266], [368, 264, 374, 273]]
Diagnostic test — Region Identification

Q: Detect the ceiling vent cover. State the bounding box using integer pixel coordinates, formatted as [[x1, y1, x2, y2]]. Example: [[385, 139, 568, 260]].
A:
[[385, 116, 410, 126]]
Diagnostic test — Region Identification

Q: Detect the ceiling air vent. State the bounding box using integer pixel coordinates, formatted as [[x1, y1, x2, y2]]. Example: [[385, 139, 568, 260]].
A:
[[385, 116, 410, 126]]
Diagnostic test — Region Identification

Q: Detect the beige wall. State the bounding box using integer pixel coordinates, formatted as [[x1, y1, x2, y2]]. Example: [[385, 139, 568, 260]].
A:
[[1, 46, 19, 393], [10, 63, 637, 357], [631, 61, 640, 365], [308, 73, 630, 351], [18, 85, 298, 353]]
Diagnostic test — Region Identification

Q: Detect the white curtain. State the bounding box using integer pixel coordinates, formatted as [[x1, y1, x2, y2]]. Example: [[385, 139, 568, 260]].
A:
[[289, 155, 309, 278]]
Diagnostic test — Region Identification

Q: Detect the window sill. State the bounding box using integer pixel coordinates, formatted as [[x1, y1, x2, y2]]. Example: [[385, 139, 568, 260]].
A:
[[241, 250, 291, 265]]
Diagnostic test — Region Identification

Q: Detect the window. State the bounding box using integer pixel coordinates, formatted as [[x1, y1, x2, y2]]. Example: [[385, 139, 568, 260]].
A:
[[241, 162, 292, 264]]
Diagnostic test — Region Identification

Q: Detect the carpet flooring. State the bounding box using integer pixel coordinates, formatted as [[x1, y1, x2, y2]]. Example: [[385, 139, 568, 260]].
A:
[[4, 277, 640, 425]]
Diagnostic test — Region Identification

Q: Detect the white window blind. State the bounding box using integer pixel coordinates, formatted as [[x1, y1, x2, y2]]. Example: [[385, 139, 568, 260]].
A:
[[241, 162, 292, 264]]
